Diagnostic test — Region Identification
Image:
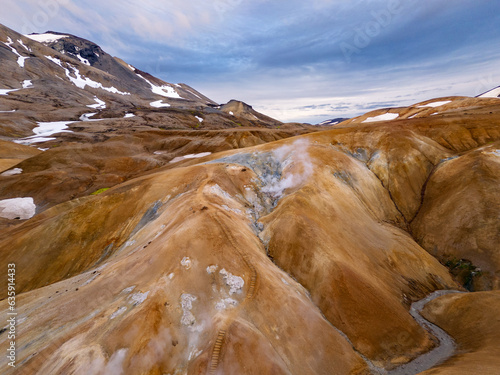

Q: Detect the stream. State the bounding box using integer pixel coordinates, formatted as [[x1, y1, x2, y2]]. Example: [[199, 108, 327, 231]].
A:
[[386, 290, 464, 375]]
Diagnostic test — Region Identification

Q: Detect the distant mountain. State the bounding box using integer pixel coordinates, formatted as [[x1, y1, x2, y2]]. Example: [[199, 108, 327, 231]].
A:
[[219, 99, 281, 126], [317, 117, 350, 126], [477, 85, 500, 98], [28, 30, 217, 105]]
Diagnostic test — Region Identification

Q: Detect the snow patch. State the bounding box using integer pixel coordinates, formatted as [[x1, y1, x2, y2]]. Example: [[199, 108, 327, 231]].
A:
[[65, 65, 130, 95], [87, 96, 106, 109], [150, 100, 171, 108], [180, 294, 197, 326], [229, 111, 234, 116], [0, 109, 16, 113], [0, 197, 36, 220], [44, 56, 129, 94], [79, 113, 100, 121], [45, 55, 63, 67], [195, 116, 204, 123], [14, 121, 73, 145], [1, 168, 23, 177], [362, 112, 399, 123], [417, 100, 452, 108], [17, 39, 30, 51], [17, 56, 29, 68], [181, 152, 212, 159], [0, 80, 31, 96], [26, 33, 69, 43], [3, 37, 29, 67], [137, 74, 183, 99], [33, 121, 73, 136], [169, 152, 212, 164], [124, 113, 135, 118], [77, 54, 90, 66], [219, 269, 244, 295], [0, 88, 18, 96]]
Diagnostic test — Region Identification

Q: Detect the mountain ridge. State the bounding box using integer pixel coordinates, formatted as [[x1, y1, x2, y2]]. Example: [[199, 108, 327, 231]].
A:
[[1, 23, 288, 141]]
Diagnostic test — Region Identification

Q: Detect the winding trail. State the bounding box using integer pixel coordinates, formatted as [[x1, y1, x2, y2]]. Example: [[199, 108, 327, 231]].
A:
[[207, 211, 259, 374], [387, 290, 464, 375]]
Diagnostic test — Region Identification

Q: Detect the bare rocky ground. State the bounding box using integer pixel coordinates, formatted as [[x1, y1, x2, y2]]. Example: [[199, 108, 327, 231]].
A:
[[0, 22, 500, 375]]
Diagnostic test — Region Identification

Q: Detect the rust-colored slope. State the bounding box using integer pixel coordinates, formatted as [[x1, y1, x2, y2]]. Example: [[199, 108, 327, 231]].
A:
[[0, 139, 41, 172], [412, 143, 500, 290], [307, 98, 500, 293], [0, 134, 456, 373], [0, 96, 499, 374], [257, 141, 456, 367], [0, 160, 368, 374], [0, 128, 312, 224]]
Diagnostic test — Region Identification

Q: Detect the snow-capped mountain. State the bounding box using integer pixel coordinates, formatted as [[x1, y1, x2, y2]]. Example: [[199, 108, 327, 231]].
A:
[[0, 23, 285, 139], [26, 30, 217, 105], [317, 117, 349, 126], [477, 85, 500, 98], [0, 24, 214, 115]]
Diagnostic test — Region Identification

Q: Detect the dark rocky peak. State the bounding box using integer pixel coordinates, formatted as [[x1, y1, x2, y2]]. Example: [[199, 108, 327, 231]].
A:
[[30, 31, 105, 67]]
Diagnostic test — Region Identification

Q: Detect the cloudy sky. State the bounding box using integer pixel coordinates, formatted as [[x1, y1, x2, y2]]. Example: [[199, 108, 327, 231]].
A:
[[1, 0, 500, 123]]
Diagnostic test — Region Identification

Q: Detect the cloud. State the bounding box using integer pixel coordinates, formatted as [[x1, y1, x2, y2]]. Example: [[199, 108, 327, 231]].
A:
[[1, 0, 500, 123]]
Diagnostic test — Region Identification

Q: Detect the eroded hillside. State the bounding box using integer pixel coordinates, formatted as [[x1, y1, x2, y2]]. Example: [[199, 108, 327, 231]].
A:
[[0, 94, 499, 374]]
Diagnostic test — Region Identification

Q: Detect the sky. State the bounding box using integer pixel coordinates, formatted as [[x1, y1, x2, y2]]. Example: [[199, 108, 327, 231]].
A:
[[1, 0, 500, 123]]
